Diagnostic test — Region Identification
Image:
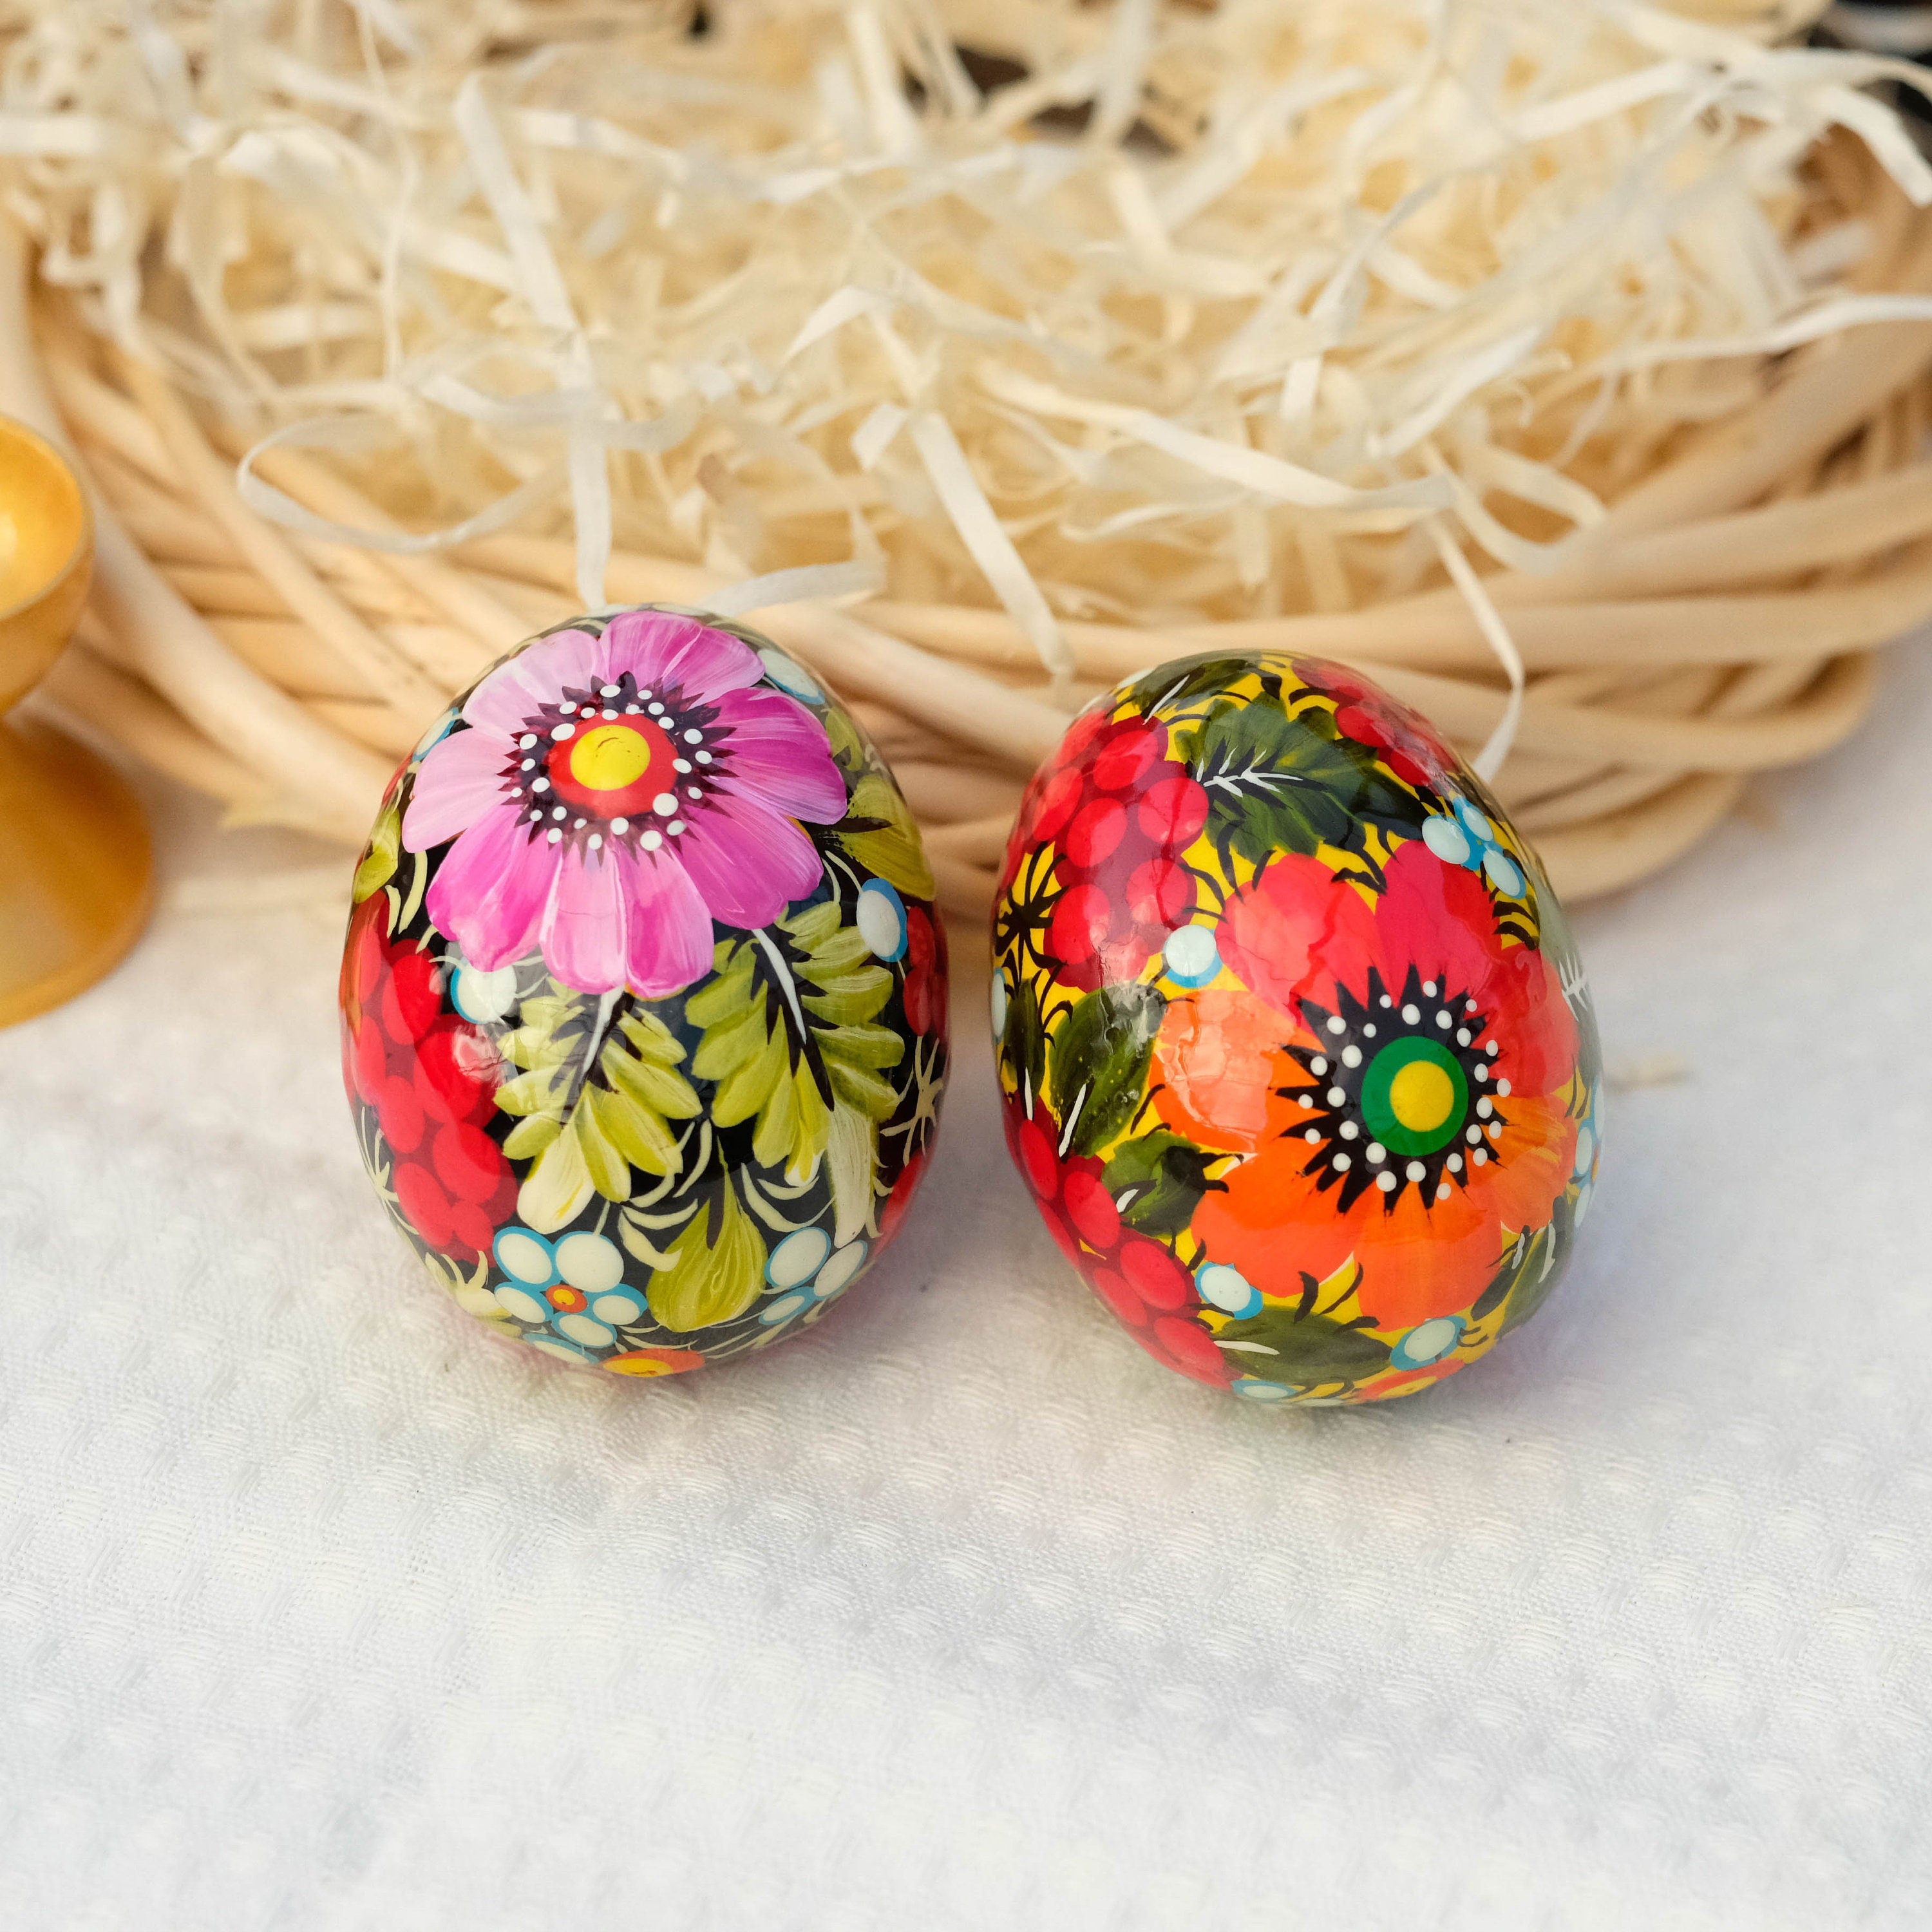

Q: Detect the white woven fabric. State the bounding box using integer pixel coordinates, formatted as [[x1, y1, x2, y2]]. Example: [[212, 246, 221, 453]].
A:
[[4, 641, 1931, 1932]]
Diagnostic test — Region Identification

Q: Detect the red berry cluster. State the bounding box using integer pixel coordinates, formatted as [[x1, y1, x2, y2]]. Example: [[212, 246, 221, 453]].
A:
[[902, 904, 947, 1040], [340, 899, 516, 1260], [1301, 659, 1452, 792], [1018, 715, 1211, 991], [1006, 1107, 1227, 1388]]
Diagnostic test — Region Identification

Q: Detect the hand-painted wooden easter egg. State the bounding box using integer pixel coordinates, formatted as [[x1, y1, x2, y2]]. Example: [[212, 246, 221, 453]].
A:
[[992, 652, 1600, 1405], [339, 605, 947, 1375]]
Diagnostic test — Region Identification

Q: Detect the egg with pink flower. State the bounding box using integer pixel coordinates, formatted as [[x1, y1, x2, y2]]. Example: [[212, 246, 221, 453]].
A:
[[340, 605, 948, 1374]]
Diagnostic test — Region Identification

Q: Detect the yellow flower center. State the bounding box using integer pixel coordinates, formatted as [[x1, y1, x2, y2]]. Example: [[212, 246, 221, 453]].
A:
[[1388, 1057, 1457, 1135], [569, 723, 654, 792]]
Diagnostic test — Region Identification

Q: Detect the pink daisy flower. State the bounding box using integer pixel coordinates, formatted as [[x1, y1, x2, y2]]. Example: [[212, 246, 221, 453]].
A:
[[401, 609, 847, 998]]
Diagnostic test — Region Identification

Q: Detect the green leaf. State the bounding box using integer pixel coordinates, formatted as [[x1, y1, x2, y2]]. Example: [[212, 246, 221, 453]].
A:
[[1128, 653, 1275, 721], [1101, 1130, 1227, 1237], [689, 904, 904, 1184], [1048, 981, 1165, 1159], [1178, 695, 1415, 871], [502, 1113, 561, 1161], [823, 703, 869, 782], [493, 1068, 555, 1118], [352, 795, 401, 904], [573, 1086, 634, 1200], [599, 1011, 701, 1171], [1497, 1205, 1569, 1336], [835, 772, 936, 900], [1001, 967, 1047, 1106], [496, 985, 700, 1223], [1213, 1302, 1393, 1387], [647, 1181, 768, 1331]]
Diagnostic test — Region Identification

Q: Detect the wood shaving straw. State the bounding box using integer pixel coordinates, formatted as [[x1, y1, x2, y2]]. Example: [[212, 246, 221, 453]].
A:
[[3, 0, 1932, 918]]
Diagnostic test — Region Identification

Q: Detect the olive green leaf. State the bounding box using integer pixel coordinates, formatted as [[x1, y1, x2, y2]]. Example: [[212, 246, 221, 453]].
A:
[[1175, 695, 1415, 871], [647, 1180, 768, 1332], [1128, 653, 1280, 721], [1101, 1130, 1227, 1237], [1479, 1204, 1570, 1336], [823, 703, 869, 782], [688, 903, 904, 1184], [1213, 1300, 1393, 1387], [1048, 981, 1165, 1159], [835, 772, 936, 900], [497, 988, 702, 1234], [1537, 892, 1591, 1030], [353, 793, 402, 904], [1000, 966, 1048, 1107]]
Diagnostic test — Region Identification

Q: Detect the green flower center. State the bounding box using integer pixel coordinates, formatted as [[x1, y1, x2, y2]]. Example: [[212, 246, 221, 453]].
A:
[[1360, 1036, 1468, 1157]]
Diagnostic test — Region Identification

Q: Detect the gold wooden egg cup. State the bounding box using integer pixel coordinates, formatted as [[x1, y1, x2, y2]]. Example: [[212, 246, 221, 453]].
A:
[[0, 413, 151, 1027]]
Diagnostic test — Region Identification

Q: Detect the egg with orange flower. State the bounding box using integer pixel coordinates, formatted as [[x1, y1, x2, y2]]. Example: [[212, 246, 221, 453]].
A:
[[992, 652, 1600, 1404]]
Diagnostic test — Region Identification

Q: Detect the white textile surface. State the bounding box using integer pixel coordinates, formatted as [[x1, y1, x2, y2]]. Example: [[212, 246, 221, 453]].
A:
[[4, 644, 1932, 1932]]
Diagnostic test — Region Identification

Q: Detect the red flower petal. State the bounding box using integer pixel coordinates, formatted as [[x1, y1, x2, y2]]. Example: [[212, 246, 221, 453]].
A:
[[1367, 840, 1504, 1004], [1218, 852, 1368, 1023], [1332, 702, 1391, 751]]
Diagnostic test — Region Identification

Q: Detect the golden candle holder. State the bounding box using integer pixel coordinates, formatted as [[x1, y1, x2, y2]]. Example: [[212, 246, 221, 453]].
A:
[[0, 413, 151, 1027]]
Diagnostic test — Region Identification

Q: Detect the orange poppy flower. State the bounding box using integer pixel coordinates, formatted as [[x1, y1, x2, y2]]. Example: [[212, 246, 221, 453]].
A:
[[1175, 842, 1581, 1331]]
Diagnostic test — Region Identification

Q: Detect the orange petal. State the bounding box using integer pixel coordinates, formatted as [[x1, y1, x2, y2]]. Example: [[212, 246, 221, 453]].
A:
[[1190, 1138, 1359, 1296], [1481, 1092, 1577, 1235], [1153, 990, 1305, 1154], [1347, 1186, 1498, 1329]]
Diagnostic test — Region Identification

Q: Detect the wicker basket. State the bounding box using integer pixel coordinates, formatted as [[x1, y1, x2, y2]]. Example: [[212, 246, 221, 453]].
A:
[[15, 150, 1932, 922]]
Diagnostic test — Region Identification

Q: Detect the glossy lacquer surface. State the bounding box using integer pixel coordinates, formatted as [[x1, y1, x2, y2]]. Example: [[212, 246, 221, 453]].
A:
[[992, 652, 1600, 1405], [341, 607, 946, 1375]]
